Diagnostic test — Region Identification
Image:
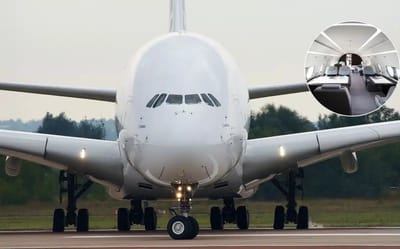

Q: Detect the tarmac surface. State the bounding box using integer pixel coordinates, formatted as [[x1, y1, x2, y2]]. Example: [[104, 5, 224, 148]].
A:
[[0, 228, 399, 249]]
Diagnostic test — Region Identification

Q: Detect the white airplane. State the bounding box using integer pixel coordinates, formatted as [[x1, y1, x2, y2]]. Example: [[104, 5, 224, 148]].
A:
[[0, 0, 399, 240]]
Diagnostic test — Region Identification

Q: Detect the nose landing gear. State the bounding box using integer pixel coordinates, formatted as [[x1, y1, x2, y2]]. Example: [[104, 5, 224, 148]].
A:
[[167, 184, 199, 240]]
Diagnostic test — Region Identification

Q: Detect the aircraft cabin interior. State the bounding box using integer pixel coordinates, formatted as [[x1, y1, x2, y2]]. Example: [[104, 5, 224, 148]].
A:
[[305, 22, 399, 116]]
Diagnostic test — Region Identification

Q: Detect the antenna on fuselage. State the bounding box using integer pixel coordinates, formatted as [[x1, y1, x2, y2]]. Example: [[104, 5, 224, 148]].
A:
[[170, 0, 186, 33]]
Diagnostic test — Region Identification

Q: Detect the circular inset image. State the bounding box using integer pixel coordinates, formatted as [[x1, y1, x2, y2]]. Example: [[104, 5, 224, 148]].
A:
[[305, 22, 399, 116]]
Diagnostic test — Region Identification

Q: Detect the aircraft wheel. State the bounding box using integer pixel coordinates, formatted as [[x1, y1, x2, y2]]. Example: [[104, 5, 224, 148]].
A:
[[77, 209, 89, 232], [144, 207, 157, 231], [52, 208, 65, 232], [296, 206, 309, 229], [236, 206, 249, 230], [273, 205, 285, 230], [117, 208, 130, 231], [187, 216, 199, 239], [210, 206, 223, 230], [167, 215, 195, 240]]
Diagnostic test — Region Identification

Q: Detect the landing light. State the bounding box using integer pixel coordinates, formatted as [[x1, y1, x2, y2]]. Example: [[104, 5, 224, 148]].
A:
[[80, 148, 87, 159], [176, 192, 182, 199], [279, 146, 286, 158], [187, 186, 192, 192], [178, 186, 182, 191]]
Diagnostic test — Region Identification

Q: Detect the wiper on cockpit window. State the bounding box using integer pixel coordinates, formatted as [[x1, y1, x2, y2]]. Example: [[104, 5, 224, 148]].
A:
[[153, 93, 167, 108], [201, 93, 214, 106], [208, 94, 221, 107], [146, 94, 160, 108]]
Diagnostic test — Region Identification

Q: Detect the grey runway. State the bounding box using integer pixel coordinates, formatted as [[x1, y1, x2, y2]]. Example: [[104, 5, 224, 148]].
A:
[[0, 228, 399, 249]]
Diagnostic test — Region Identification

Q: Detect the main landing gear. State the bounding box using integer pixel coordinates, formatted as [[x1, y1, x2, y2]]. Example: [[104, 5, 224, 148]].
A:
[[167, 184, 199, 240], [53, 171, 93, 232], [271, 169, 309, 230], [210, 198, 249, 230], [117, 200, 157, 231]]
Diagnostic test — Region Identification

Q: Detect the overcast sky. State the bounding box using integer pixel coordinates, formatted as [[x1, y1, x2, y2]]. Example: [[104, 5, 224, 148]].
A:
[[0, 0, 399, 121]]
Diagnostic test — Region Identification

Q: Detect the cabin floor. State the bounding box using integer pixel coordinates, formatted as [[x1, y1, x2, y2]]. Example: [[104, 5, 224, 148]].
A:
[[349, 72, 381, 115]]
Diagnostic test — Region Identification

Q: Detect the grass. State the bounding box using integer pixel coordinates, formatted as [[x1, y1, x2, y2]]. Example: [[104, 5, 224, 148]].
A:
[[0, 198, 400, 230]]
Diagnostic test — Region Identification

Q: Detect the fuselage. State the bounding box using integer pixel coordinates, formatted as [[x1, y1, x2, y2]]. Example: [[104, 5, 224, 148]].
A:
[[115, 32, 250, 195]]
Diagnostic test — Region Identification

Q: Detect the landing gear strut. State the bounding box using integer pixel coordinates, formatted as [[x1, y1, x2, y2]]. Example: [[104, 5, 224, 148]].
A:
[[167, 184, 199, 240], [117, 200, 157, 231], [271, 169, 309, 230], [210, 198, 249, 230], [53, 171, 93, 232]]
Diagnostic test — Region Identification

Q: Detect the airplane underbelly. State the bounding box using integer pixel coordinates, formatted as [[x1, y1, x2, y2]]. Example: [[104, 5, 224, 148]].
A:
[[133, 143, 233, 186]]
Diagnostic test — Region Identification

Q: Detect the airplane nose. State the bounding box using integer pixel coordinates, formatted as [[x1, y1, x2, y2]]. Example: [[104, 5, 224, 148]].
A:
[[135, 142, 229, 186]]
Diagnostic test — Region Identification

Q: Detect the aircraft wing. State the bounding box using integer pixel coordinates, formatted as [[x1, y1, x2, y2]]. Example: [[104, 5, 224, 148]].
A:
[[0, 129, 123, 186], [0, 82, 116, 102], [243, 121, 400, 184], [248, 83, 308, 99]]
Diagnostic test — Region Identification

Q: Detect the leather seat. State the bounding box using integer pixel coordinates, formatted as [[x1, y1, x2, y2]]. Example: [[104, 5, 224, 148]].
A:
[[313, 84, 352, 115], [363, 65, 380, 91], [325, 66, 338, 76]]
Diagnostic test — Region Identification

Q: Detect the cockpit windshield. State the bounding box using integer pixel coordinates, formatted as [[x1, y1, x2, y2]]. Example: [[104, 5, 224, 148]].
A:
[[166, 94, 183, 104], [146, 93, 221, 108], [185, 94, 202, 104]]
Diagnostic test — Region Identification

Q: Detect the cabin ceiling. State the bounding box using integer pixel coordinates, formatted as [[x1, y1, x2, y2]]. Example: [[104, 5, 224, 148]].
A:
[[309, 23, 396, 57]]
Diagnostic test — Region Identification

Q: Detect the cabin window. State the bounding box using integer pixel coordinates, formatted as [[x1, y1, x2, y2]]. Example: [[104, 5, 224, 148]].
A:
[[319, 65, 325, 75], [377, 64, 382, 73], [306, 66, 314, 80], [146, 94, 160, 108], [166, 94, 183, 104], [208, 94, 221, 107], [386, 66, 395, 78], [201, 93, 214, 106], [185, 94, 202, 104], [153, 93, 167, 108]]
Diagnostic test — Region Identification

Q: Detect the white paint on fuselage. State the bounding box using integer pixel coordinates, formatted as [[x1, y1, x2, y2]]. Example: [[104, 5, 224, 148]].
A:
[[116, 32, 249, 188]]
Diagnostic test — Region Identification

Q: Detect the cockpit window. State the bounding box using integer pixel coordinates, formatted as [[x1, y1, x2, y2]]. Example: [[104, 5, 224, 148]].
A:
[[147, 93, 221, 108], [201, 93, 214, 106], [185, 94, 202, 104], [208, 94, 221, 107], [146, 94, 160, 108], [153, 93, 167, 108], [166, 94, 183, 104]]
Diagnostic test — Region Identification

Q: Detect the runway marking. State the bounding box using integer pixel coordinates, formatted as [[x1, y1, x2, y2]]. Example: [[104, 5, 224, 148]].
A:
[[67, 232, 400, 239], [2, 245, 400, 249]]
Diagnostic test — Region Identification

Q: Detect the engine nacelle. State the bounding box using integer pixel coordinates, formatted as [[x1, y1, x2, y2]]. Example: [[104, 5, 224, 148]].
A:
[[5, 156, 21, 177], [340, 151, 358, 174]]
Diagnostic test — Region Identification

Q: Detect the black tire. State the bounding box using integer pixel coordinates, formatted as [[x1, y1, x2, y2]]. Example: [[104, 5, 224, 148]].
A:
[[210, 206, 223, 230], [117, 208, 130, 231], [187, 216, 199, 239], [167, 216, 193, 240], [144, 207, 157, 231], [236, 206, 249, 230], [273, 205, 285, 230], [52, 208, 65, 232], [77, 209, 89, 232], [296, 206, 309, 229]]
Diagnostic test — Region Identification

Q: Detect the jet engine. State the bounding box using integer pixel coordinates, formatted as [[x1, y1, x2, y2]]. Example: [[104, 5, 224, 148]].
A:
[[340, 151, 358, 174], [5, 156, 21, 177]]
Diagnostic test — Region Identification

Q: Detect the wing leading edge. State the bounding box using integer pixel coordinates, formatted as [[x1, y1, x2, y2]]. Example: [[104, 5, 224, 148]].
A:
[[243, 121, 400, 184], [248, 83, 308, 99], [0, 82, 116, 102], [0, 129, 123, 186]]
